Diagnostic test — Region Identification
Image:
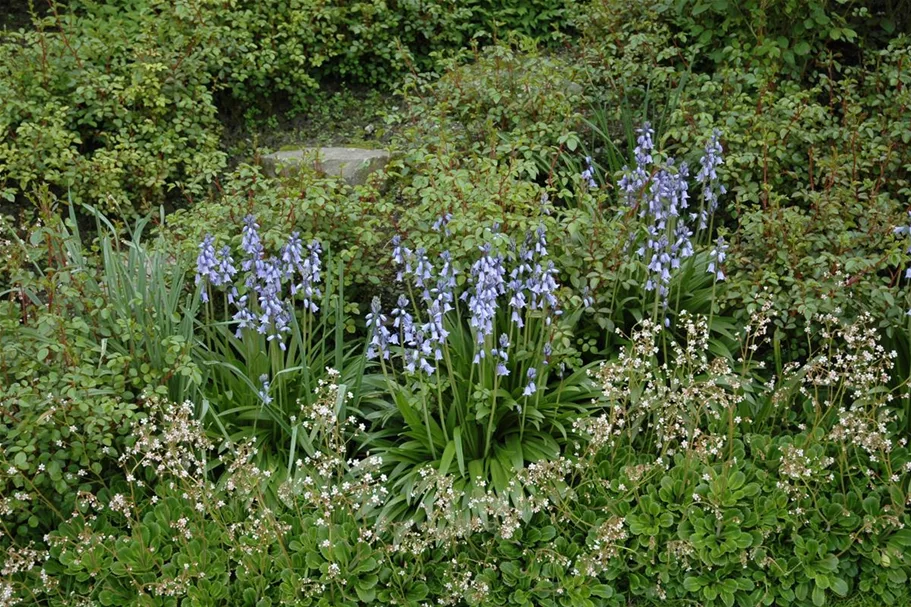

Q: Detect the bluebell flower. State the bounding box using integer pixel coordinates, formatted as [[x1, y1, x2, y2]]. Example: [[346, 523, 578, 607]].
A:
[[507, 279, 527, 328], [635, 122, 654, 166], [895, 212, 911, 315], [422, 298, 449, 361], [432, 213, 453, 236], [195, 234, 219, 302], [391, 235, 413, 283], [281, 232, 304, 279], [533, 226, 548, 258], [216, 246, 237, 286], [412, 248, 435, 301], [581, 286, 593, 309], [619, 122, 654, 208], [507, 239, 533, 328], [232, 292, 256, 338], [540, 191, 552, 215], [895, 212, 911, 280], [489, 333, 510, 377], [432, 251, 457, 310], [621, 129, 697, 323], [581, 156, 597, 189], [257, 374, 273, 405], [366, 297, 392, 360], [282, 232, 321, 311], [392, 294, 415, 345], [405, 330, 435, 376], [295, 240, 323, 313], [528, 261, 559, 311], [707, 236, 728, 282], [240, 215, 265, 284], [256, 258, 292, 346], [523, 368, 537, 397]]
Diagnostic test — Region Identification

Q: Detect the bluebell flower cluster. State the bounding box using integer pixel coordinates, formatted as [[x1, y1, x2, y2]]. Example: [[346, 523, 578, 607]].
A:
[[196, 236, 237, 303], [581, 286, 593, 309], [373, 226, 562, 382], [381, 237, 464, 374], [282, 233, 322, 313], [392, 295, 416, 343], [463, 243, 507, 361], [618, 123, 654, 209], [540, 191, 552, 215], [895, 211, 911, 280], [636, 159, 694, 313], [405, 330, 436, 375], [194, 215, 323, 349], [618, 124, 726, 324], [696, 129, 726, 230], [257, 374, 273, 405], [366, 297, 394, 360]]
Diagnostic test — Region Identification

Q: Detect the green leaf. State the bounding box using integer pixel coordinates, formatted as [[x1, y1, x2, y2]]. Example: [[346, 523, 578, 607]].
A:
[[490, 458, 508, 492], [439, 441, 455, 474], [684, 576, 704, 592], [355, 585, 376, 602], [830, 578, 849, 597], [453, 427, 466, 477], [591, 584, 614, 598]]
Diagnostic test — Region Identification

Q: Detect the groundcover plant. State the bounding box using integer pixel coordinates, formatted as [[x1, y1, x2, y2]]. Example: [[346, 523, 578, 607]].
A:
[[2, 1, 911, 606]]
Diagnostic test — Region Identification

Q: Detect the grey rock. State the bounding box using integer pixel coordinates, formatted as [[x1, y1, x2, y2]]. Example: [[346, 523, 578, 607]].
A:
[[261, 147, 390, 186]]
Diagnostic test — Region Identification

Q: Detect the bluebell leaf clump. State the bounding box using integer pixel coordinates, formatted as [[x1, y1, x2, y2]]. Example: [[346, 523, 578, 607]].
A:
[[194, 215, 323, 348], [364, 224, 586, 497]]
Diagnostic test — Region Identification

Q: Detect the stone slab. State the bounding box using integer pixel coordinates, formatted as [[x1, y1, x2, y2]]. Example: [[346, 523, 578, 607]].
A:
[[261, 147, 390, 186]]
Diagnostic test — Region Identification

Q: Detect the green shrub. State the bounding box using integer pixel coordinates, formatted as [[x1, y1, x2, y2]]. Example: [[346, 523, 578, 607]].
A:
[[0, 5, 225, 214], [358, 223, 600, 514], [654, 0, 910, 73], [212, 0, 574, 108], [394, 42, 587, 181]]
